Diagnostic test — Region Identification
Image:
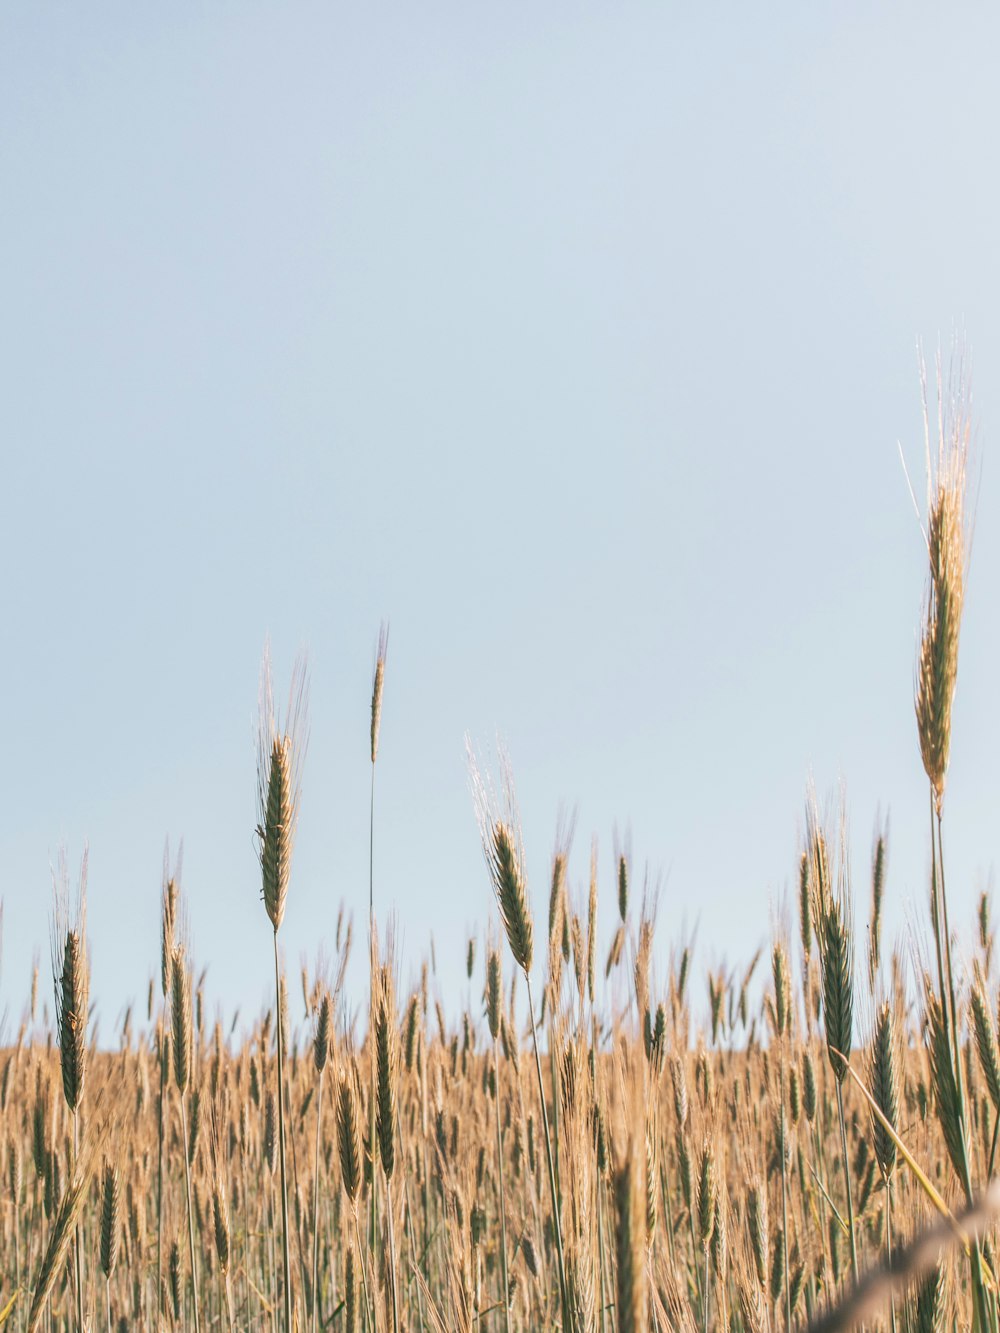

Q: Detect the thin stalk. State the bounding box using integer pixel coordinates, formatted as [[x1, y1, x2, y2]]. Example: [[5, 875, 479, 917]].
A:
[[780, 1101, 791, 1331], [660, 1157, 677, 1270], [156, 1022, 166, 1327], [267, 1175, 278, 1333], [386, 1179, 400, 1333], [419, 1044, 431, 1295], [550, 1043, 562, 1202], [807, 1162, 848, 1232], [524, 972, 572, 1333], [369, 764, 379, 1267], [179, 1095, 202, 1333], [369, 764, 375, 921], [72, 1109, 84, 1333], [222, 1268, 235, 1333], [718, 1242, 729, 1333], [810, 1120, 832, 1279], [13, 1190, 20, 1333], [493, 1040, 512, 1333], [105, 1278, 111, 1333], [928, 791, 951, 1040], [834, 1079, 859, 1285], [287, 1092, 312, 1326], [885, 1178, 897, 1333], [688, 1193, 702, 1317], [591, 1010, 608, 1333], [934, 807, 992, 1333], [596, 1167, 608, 1333], [312, 1066, 325, 1333], [398, 1169, 425, 1330], [241, 1148, 253, 1333], [273, 932, 293, 1333], [936, 813, 964, 1088], [702, 1245, 710, 1333], [354, 1209, 374, 1333], [513, 1061, 547, 1295]]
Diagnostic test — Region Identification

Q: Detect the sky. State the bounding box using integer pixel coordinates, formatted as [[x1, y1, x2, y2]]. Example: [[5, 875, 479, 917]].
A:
[[2, 4, 1000, 1044]]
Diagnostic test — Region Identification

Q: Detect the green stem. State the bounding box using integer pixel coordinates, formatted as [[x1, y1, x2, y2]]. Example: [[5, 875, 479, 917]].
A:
[[810, 1120, 832, 1280], [180, 1095, 202, 1333], [835, 1079, 859, 1286], [73, 1109, 84, 1333], [592, 1011, 608, 1333], [886, 1177, 897, 1333], [930, 791, 990, 1330], [933, 807, 992, 1333], [936, 811, 964, 1089], [273, 932, 293, 1332]]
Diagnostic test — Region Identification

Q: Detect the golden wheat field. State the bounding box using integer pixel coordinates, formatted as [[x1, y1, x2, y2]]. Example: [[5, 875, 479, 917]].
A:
[[2, 370, 999, 1333]]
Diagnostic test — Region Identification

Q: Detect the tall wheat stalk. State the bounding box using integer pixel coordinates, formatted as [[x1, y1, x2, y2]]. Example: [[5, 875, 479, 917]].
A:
[[312, 989, 330, 1333], [869, 1000, 899, 1333], [99, 1156, 120, 1333], [158, 850, 179, 1318], [171, 944, 200, 1333], [469, 744, 574, 1333], [911, 349, 991, 1331], [26, 1112, 104, 1333], [807, 804, 859, 1289], [374, 961, 399, 1333], [50, 846, 89, 1333], [487, 948, 512, 1333], [368, 623, 388, 1269], [210, 1126, 236, 1333], [256, 646, 308, 1333], [337, 1067, 373, 1332], [772, 941, 792, 1330]]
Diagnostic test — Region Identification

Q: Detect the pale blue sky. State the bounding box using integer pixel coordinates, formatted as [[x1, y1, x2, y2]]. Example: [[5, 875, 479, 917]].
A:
[[2, 5, 1000, 1038]]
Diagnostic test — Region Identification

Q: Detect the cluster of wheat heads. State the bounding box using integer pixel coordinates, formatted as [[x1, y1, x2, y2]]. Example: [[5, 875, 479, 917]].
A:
[[2, 359, 1000, 1332]]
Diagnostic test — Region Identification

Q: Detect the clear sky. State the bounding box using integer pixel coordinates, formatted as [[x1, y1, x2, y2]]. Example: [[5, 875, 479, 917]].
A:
[[2, 5, 1000, 1040]]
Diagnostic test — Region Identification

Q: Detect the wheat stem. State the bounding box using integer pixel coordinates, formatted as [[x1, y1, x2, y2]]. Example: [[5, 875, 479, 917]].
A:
[[525, 972, 573, 1333], [273, 933, 293, 1332], [311, 1065, 324, 1333], [72, 1109, 84, 1333], [179, 1095, 201, 1333], [780, 1101, 791, 1330], [353, 1210, 374, 1333], [834, 1081, 858, 1285], [493, 1039, 512, 1333], [156, 1020, 167, 1321]]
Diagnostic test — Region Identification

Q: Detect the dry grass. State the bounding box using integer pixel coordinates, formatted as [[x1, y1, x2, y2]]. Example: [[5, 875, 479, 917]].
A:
[[4, 822, 1000, 1332]]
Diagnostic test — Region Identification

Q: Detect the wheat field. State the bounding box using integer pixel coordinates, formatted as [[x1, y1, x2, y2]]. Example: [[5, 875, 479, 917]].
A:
[[1, 367, 998, 1333]]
